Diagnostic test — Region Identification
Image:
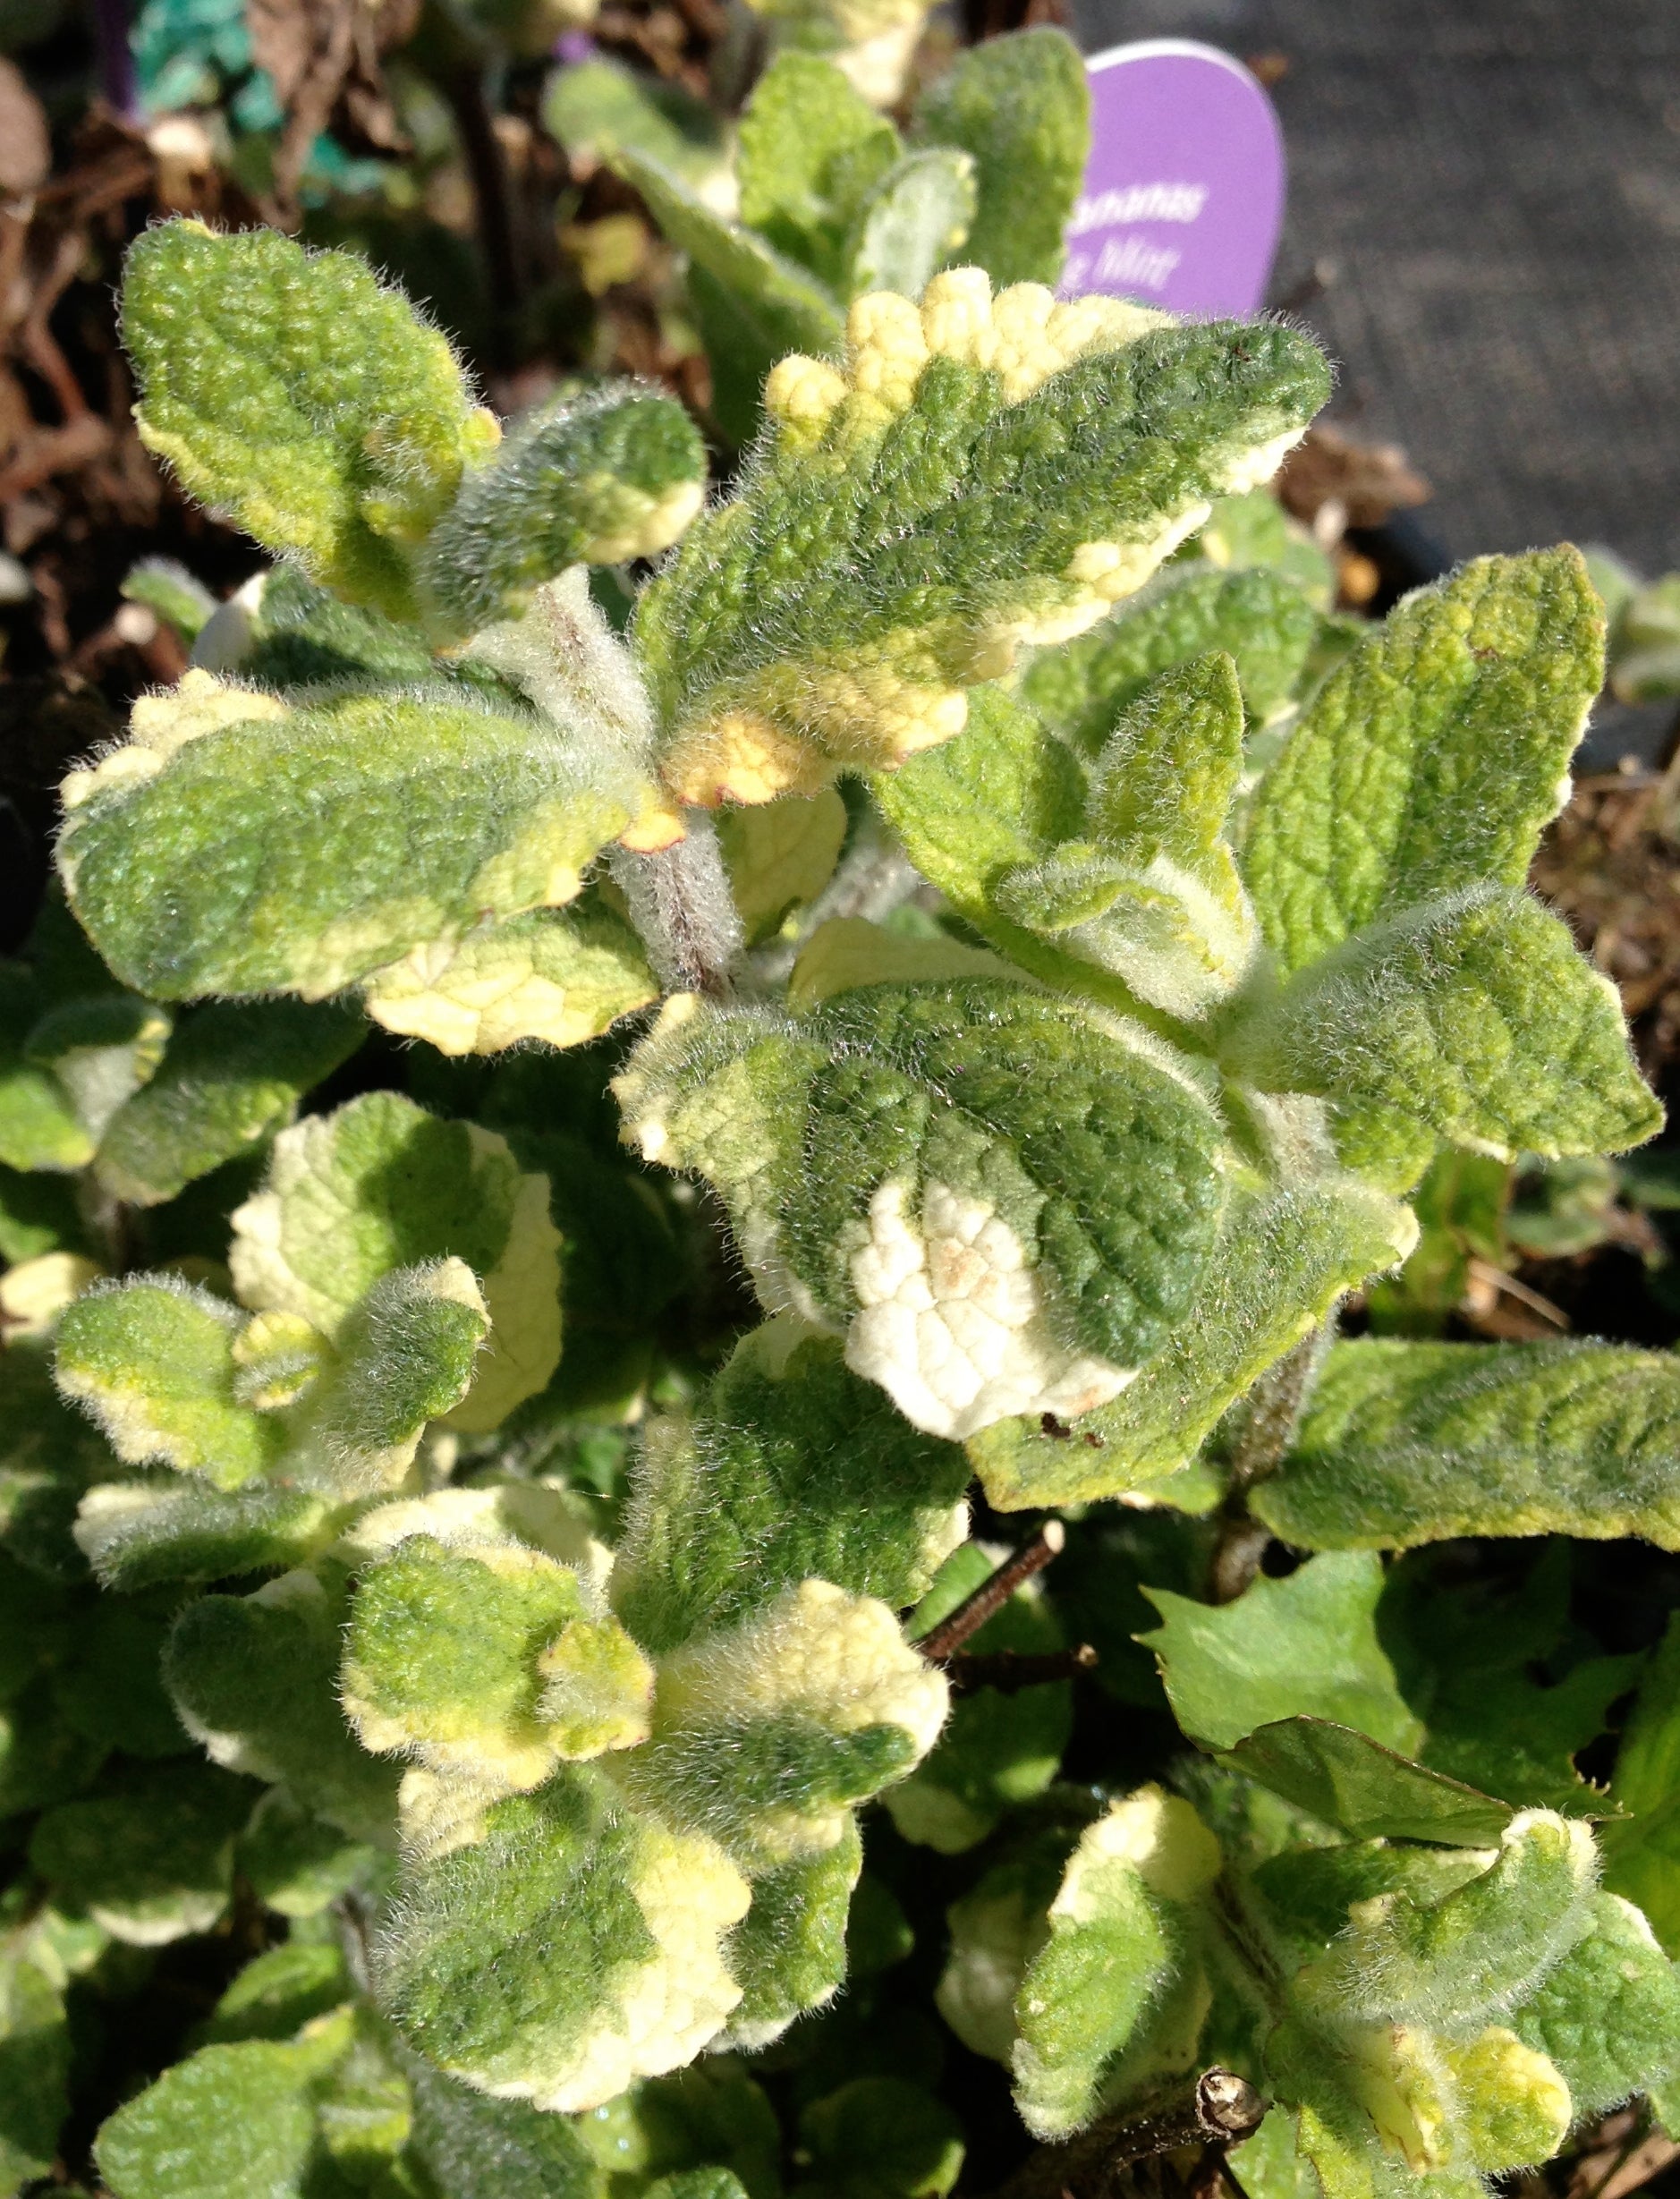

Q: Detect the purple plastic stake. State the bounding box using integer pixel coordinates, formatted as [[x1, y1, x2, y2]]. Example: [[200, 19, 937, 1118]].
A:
[[1062, 40, 1285, 318]]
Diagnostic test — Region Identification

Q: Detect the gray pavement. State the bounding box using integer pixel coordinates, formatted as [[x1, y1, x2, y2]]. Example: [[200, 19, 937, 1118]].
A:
[[1067, 0, 1680, 577]]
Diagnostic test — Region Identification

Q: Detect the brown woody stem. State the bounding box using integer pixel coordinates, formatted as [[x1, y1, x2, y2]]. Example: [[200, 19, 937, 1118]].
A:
[[944, 1643, 1098, 1694], [916, 1522, 1064, 1661]]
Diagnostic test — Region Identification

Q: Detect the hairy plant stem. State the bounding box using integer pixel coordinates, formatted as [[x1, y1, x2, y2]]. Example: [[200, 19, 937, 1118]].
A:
[[1207, 1326, 1332, 1604], [995, 2070, 1268, 2199], [614, 815, 743, 998]]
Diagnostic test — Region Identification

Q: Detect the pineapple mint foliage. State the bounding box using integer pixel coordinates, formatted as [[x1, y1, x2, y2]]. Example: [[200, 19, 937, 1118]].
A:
[[3, 34, 1679, 2194]]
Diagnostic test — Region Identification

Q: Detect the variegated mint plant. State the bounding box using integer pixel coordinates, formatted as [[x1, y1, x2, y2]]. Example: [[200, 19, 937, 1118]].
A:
[[3, 34, 1679, 2197]]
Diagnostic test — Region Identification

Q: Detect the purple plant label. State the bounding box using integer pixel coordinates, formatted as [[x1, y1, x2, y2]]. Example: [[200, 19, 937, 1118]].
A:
[[1062, 40, 1285, 318]]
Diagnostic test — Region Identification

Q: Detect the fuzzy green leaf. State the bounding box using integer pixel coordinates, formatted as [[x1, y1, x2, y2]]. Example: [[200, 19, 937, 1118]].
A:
[[0, 1006, 93, 1172], [736, 54, 900, 289], [724, 1821, 861, 2045], [912, 29, 1088, 287], [94, 1000, 363, 1206], [616, 980, 1227, 1439], [375, 1768, 752, 2112], [0, 958, 166, 1173], [992, 655, 1258, 1017], [94, 2025, 352, 2199], [635, 277, 1327, 806], [343, 1534, 628, 1791], [1141, 1553, 1424, 1756], [1243, 550, 1604, 975], [871, 684, 1097, 988], [1223, 887, 1660, 1163], [121, 222, 497, 622], [1086, 652, 1247, 865], [55, 1279, 281, 1490], [937, 1823, 1072, 2064], [199, 1943, 352, 2050], [361, 899, 658, 1057], [1513, 1889, 1680, 2113], [613, 1324, 971, 1656], [420, 384, 707, 634], [1021, 566, 1323, 753], [229, 1091, 560, 1434], [72, 1479, 340, 1592], [404, 2054, 606, 2199], [165, 1569, 401, 1844], [293, 1259, 490, 1488], [1298, 1807, 1598, 2030], [1250, 1837, 1497, 1973], [848, 151, 978, 300], [58, 676, 647, 1005], [30, 1760, 252, 1946], [969, 1163, 1411, 1509], [1013, 1786, 1221, 2138], [237, 1791, 379, 1919], [0, 1952, 69, 2193], [193, 562, 439, 690], [21, 991, 172, 1150], [1255, 1338, 1680, 1551], [617, 1575, 947, 1869]]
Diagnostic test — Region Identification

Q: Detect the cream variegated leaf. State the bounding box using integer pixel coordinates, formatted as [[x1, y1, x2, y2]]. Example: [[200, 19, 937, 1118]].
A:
[[632, 269, 1328, 806], [615, 979, 1227, 1439]]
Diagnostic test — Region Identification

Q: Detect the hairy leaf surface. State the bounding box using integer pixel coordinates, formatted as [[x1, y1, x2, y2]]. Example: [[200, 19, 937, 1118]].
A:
[[1224, 887, 1659, 1163], [969, 1162, 1412, 1509], [634, 272, 1327, 804], [420, 385, 707, 634], [1243, 551, 1603, 974], [614, 1324, 971, 1654], [1256, 1338, 1680, 1550], [94, 1000, 363, 1205], [615, 980, 1227, 1438], [911, 30, 1088, 287], [59, 675, 646, 1004], [122, 223, 498, 622], [1021, 566, 1323, 753]]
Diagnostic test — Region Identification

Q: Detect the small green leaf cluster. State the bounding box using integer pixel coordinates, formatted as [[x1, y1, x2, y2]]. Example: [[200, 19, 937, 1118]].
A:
[[122, 220, 705, 637], [581, 34, 1089, 446], [2, 44, 1678, 2195], [940, 1553, 1680, 2192]]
